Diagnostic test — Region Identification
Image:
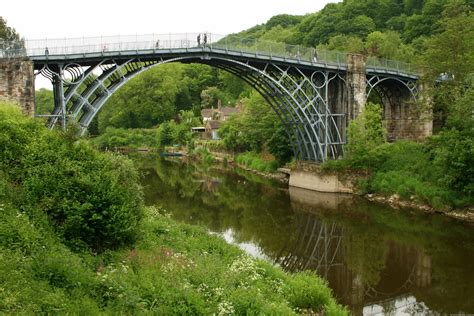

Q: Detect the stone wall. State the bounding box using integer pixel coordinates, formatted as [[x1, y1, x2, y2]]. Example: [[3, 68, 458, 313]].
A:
[[346, 54, 367, 119], [384, 101, 433, 140], [0, 58, 35, 116], [289, 162, 356, 194]]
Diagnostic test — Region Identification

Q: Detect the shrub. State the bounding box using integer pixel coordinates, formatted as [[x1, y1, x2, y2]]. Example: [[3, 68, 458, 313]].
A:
[[345, 102, 387, 168], [90, 127, 160, 150], [22, 137, 144, 250], [0, 104, 144, 251], [236, 151, 278, 172]]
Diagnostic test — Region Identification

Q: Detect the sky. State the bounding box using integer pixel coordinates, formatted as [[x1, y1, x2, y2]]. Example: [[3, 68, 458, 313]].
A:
[[3, 0, 338, 39], [2, 0, 338, 89]]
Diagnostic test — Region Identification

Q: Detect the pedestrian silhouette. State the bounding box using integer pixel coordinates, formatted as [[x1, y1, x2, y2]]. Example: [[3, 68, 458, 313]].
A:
[[155, 40, 160, 49], [45, 47, 49, 56], [203, 33, 207, 45], [197, 34, 201, 46]]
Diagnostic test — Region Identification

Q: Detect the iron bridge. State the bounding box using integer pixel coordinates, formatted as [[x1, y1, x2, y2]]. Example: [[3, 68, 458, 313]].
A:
[[21, 33, 420, 162]]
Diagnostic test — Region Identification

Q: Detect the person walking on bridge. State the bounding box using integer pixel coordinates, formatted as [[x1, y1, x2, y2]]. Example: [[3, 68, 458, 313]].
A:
[[197, 33, 201, 46]]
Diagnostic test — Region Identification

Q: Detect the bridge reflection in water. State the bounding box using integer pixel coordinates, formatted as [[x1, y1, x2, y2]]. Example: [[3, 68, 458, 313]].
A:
[[284, 187, 432, 314], [140, 157, 474, 315]]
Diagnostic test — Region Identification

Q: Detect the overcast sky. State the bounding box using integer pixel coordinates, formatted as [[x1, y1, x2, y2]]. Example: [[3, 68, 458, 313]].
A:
[[3, 0, 338, 89], [3, 0, 338, 39]]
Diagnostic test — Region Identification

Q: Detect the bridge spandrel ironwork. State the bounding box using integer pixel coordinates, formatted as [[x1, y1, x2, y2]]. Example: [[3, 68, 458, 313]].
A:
[[1, 33, 421, 162]]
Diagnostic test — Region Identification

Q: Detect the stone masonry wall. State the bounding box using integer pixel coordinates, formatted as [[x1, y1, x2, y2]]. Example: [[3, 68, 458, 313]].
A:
[[0, 58, 35, 116], [346, 54, 367, 119]]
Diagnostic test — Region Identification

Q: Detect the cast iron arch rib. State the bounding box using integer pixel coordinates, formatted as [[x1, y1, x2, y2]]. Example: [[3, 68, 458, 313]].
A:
[[45, 54, 347, 161]]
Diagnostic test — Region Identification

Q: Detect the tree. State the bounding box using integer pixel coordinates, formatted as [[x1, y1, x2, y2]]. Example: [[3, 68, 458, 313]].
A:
[[422, 0, 474, 130], [98, 64, 182, 131], [346, 102, 387, 166], [423, 0, 474, 82], [35, 88, 54, 114], [219, 91, 292, 164], [0, 17, 21, 41]]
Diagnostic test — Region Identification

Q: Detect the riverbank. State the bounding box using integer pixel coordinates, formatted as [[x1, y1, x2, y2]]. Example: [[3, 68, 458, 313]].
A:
[[1, 201, 348, 314], [192, 146, 474, 223], [365, 193, 474, 223], [138, 154, 474, 314], [92, 140, 474, 223], [0, 104, 347, 314], [192, 145, 290, 183]]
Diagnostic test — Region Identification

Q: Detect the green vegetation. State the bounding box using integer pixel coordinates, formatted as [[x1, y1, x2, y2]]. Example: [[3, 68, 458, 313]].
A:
[[90, 110, 201, 150], [0, 17, 21, 42], [97, 63, 248, 133], [323, 102, 473, 209], [34, 88, 54, 115], [218, 91, 293, 165], [0, 102, 346, 314], [90, 127, 160, 150], [236, 151, 279, 173], [228, 0, 473, 62], [321, 1, 473, 210], [0, 103, 143, 251]]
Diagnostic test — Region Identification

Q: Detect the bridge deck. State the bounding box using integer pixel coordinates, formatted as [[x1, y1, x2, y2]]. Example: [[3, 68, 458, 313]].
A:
[[0, 33, 419, 80]]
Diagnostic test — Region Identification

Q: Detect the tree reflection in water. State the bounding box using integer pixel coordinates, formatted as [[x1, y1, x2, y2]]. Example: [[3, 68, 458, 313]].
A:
[[139, 156, 474, 315]]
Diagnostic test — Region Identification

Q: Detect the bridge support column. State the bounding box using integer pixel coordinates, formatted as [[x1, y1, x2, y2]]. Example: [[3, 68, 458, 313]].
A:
[[0, 58, 35, 116], [52, 71, 66, 129], [346, 54, 367, 120]]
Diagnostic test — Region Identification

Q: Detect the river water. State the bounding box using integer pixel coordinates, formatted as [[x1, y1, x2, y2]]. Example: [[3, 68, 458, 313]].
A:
[[138, 156, 474, 315]]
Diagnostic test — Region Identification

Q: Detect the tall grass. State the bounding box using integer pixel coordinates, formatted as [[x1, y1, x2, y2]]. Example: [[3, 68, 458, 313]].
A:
[[236, 151, 279, 173]]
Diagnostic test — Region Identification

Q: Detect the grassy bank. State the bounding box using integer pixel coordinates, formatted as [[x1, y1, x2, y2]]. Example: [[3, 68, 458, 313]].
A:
[[90, 127, 161, 150], [322, 103, 473, 211], [1, 202, 346, 314], [0, 102, 346, 314], [235, 151, 279, 173]]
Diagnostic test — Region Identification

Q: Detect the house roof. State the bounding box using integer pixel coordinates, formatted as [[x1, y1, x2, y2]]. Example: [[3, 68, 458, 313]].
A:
[[207, 120, 221, 129], [219, 106, 240, 116], [201, 108, 213, 117]]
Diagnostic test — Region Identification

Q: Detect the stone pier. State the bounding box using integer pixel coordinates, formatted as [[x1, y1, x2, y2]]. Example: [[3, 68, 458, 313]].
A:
[[346, 54, 367, 120], [0, 58, 35, 116]]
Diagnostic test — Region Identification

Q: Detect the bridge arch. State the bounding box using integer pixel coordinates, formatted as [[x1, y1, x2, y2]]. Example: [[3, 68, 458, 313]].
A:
[[41, 53, 346, 161], [366, 75, 423, 141]]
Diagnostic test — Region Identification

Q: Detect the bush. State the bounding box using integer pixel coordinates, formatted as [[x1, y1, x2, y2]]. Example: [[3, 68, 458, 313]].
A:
[[345, 102, 387, 168], [236, 151, 278, 172], [428, 129, 474, 204], [0, 103, 144, 251], [90, 127, 160, 150]]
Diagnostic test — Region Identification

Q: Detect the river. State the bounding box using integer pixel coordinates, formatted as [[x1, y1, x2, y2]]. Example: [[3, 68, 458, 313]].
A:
[[137, 155, 474, 315]]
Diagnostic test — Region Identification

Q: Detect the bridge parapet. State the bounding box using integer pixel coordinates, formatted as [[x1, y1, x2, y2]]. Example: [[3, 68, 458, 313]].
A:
[[0, 33, 420, 77]]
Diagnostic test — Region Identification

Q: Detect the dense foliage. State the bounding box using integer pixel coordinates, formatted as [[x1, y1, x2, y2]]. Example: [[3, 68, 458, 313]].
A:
[[97, 63, 249, 133], [218, 91, 293, 164], [0, 102, 346, 314], [91, 110, 201, 150], [34, 88, 54, 115], [0, 103, 143, 250], [227, 0, 473, 62]]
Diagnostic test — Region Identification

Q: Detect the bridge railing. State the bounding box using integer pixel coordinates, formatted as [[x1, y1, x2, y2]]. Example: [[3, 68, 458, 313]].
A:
[[23, 33, 221, 56], [366, 56, 421, 75], [211, 35, 349, 67], [0, 39, 27, 58], [0, 33, 420, 75]]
